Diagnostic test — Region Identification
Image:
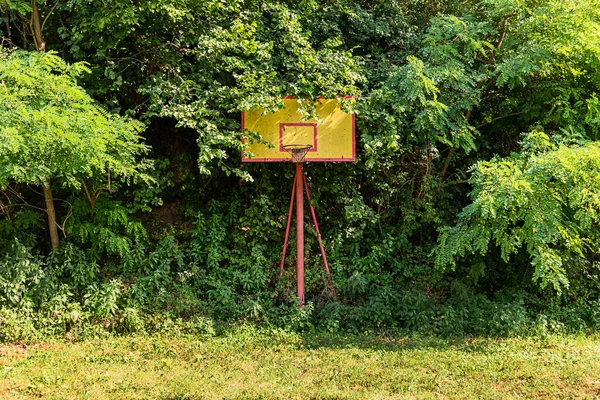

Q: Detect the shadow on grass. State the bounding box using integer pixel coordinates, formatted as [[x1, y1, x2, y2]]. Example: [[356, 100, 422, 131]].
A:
[[297, 332, 498, 353], [213, 324, 507, 354]]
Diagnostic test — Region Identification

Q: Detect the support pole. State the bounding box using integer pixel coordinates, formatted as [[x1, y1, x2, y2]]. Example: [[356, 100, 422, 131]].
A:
[[280, 174, 297, 277], [279, 148, 331, 307], [295, 162, 305, 307], [303, 175, 330, 276]]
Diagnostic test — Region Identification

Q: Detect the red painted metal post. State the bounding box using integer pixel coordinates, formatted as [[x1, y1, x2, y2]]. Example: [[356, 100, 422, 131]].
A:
[[303, 175, 331, 276], [295, 162, 305, 307], [280, 174, 297, 277]]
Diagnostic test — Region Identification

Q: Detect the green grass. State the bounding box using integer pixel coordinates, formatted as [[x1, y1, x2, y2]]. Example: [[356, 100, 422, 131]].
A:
[[1, 329, 600, 399]]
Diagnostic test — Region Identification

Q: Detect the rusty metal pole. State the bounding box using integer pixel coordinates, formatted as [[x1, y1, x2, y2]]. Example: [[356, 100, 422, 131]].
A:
[[295, 162, 305, 307], [303, 175, 330, 276], [280, 174, 297, 277]]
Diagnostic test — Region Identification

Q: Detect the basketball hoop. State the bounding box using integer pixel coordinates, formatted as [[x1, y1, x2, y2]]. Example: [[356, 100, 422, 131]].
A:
[[241, 98, 356, 307], [282, 144, 312, 163]]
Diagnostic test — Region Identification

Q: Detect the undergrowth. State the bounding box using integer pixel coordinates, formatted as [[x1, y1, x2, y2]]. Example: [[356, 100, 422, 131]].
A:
[[1, 232, 600, 344]]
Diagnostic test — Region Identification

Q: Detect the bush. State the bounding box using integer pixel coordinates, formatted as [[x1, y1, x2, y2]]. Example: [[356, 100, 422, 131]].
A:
[[0, 240, 45, 307], [0, 307, 39, 343]]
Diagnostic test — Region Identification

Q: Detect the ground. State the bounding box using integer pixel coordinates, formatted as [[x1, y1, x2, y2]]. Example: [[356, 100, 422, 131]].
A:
[[1, 330, 599, 399]]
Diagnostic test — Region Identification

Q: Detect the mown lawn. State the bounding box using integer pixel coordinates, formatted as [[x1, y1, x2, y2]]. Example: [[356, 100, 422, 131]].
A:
[[1, 330, 599, 399]]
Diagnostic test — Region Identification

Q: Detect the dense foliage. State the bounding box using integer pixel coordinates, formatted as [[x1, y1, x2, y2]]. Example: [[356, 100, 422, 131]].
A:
[[1, 0, 600, 338], [437, 133, 600, 293], [0, 50, 150, 250]]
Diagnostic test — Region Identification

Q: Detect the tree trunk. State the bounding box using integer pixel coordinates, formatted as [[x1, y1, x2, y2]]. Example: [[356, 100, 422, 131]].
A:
[[31, 0, 45, 51], [42, 179, 60, 250], [3, 10, 12, 47], [33, 1, 57, 249]]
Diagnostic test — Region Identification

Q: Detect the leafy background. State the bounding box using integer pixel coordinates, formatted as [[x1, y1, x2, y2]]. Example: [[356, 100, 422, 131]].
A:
[[1, 0, 600, 339]]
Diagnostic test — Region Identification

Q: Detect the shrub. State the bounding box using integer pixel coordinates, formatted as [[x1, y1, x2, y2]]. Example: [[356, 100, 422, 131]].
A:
[[0, 240, 45, 307]]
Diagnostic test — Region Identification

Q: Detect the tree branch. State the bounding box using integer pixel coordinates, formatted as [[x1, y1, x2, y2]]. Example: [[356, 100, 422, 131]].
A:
[[444, 179, 469, 187], [440, 147, 457, 179], [3, 9, 12, 48], [82, 179, 94, 209], [476, 112, 523, 129], [488, 13, 517, 64], [40, 2, 58, 34]]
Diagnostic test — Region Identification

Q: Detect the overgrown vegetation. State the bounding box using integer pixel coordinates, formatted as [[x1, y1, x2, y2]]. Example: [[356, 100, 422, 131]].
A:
[[1, 0, 600, 340]]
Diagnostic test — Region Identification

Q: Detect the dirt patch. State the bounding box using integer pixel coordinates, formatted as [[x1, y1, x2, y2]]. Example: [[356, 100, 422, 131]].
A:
[[0, 344, 29, 364], [582, 378, 600, 396]]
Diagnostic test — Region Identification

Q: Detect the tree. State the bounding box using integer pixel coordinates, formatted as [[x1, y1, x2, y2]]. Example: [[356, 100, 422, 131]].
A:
[[0, 50, 150, 249], [0, 0, 55, 50], [433, 0, 600, 292], [435, 132, 600, 292]]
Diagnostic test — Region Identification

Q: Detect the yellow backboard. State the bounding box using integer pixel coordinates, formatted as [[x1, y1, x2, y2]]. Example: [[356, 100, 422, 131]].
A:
[[242, 98, 355, 162]]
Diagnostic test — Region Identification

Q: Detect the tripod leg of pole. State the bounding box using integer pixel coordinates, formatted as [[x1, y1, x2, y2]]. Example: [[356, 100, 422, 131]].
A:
[[296, 163, 305, 307], [280, 173, 297, 277], [303, 175, 331, 276]]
